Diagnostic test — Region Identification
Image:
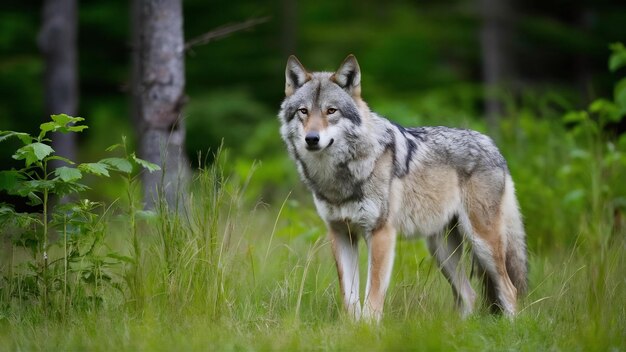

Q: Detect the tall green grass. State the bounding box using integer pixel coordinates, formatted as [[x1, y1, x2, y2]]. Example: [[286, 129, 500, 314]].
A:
[[1, 117, 624, 350], [3, 44, 626, 348]]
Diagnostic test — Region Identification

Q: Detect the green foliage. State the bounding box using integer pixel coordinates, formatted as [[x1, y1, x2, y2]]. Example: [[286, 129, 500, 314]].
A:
[[99, 157, 133, 174], [497, 45, 626, 251], [0, 143, 623, 351], [560, 45, 626, 223], [185, 90, 279, 161], [130, 153, 160, 173], [608, 42, 626, 72], [0, 9, 625, 347], [0, 114, 158, 314], [54, 166, 82, 182], [609, 43, 626, 116]]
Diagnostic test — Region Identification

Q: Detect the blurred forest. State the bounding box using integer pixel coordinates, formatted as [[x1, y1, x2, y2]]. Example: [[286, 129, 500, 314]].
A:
[[1, 3, 626, 348], [1, 0, 626, 203]]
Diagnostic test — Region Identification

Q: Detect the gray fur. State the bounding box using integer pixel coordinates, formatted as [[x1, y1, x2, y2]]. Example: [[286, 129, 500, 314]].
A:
[[278, 55, 528, 320]]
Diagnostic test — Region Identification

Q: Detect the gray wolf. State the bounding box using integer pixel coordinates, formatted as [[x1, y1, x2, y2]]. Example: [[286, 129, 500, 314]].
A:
[[278, 55, 527, 321]]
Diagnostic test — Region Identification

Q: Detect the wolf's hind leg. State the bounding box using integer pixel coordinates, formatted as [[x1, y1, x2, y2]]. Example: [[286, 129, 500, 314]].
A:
[[473, 259, 500, 313], [363, 222, 397, 322], [329, 223, 361, 320], [427, 226, 477, 318]]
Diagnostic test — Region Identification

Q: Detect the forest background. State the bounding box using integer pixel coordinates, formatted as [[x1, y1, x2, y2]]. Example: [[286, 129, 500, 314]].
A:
[[0, 0, 625, 350]]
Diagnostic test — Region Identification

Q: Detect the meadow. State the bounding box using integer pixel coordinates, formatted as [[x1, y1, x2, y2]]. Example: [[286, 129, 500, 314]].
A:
[[2, 1, 626, 350], [1, 90, 625, 351]]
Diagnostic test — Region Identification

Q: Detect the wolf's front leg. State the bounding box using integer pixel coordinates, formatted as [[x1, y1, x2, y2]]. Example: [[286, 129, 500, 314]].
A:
[[329, 224, 361, 320], [363, 223, 397, 322]]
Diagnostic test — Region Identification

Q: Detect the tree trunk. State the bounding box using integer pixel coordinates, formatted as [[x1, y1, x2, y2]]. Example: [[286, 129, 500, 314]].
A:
[[38, 0, 78, 164], [479, 0, 513, 137], [131, 0, 190, 210]]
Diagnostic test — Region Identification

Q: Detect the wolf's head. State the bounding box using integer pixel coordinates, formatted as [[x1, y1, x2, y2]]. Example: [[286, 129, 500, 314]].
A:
[[279, 55, 365, 154]]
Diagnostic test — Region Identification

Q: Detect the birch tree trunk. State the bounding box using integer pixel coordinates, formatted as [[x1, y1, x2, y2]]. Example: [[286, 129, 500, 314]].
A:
[[131, 0, 190, 210], [38, 0, 78, 165]]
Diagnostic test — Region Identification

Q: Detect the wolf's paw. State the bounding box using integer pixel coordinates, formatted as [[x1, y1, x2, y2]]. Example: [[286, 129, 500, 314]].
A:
[[346, 302, 362, 321], [361, 304, 382, 323]]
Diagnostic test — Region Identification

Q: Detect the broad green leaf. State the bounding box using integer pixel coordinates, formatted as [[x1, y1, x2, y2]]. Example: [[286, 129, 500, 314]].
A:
[[68, 125, 88, 132], [562, 111, 588, 124], [24, 179, 56, 191], [39, 121, 56, 132], [51, 113, 84, 126], [39, 114, 87, 137], [0, 131, 33, 145], [100, 157, 133, 173], [39, 121, 60, 139], [32, 142, 54, 160], [0, 203, 17, 226], [589, 98, 621, 122], [589, 99, 616, 113], [608, 42, 626, 72], [26, 192, 42, 206], [55, 166, 83, 182], [131, 153, 161, 172], [16, 133, 33, 145], [54, 181, 89, 196], [13, 143, 55, 166], [79, 162, 110, 177], [0, 170, 23, 192]]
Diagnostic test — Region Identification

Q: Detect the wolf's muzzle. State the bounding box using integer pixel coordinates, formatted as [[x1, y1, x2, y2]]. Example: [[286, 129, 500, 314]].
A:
[[305, 131, 320, 148]]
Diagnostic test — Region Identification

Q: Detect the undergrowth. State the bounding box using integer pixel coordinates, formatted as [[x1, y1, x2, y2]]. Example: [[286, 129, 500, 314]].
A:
[[0, 46, 625, 350]]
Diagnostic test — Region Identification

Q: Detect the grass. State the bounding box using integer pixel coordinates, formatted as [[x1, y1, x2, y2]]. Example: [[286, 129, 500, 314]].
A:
[[1, 153, 624, 351], [1, 228, 623, 350], [1, 100, 626, 350]]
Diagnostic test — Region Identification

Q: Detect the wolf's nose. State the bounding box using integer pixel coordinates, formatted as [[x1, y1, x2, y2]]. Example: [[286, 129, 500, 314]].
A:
[[305, 132, 320, 147]]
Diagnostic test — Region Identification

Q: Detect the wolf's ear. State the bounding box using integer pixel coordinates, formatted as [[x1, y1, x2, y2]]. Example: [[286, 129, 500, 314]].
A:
[[332, 54, 361, 97], [285, 56, 311, 96]]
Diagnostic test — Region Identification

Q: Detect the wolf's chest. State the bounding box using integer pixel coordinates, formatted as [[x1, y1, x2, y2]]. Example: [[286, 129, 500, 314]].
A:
[[314, 196, 386, 232], [310, 169, 391, 231], [298, 150, 393, 230], [298, 158, 364, 203]]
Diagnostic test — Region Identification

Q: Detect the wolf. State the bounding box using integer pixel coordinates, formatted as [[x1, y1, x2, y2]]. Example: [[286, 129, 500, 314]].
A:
[[278, 55, 527, 321]]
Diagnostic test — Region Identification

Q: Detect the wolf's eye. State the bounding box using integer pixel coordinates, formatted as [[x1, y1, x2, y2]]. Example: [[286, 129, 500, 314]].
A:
[[298, 108, 308, 115], [326, 108, 337, 115]]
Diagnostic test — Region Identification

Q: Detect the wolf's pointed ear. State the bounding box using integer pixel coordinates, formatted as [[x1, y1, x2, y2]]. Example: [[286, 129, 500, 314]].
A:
[[285, 56, 311, 96], [332, 54, 361, 97]]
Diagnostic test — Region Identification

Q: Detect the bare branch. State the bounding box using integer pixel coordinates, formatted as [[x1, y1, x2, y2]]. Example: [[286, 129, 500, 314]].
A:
[[184, 17, 270, 51]]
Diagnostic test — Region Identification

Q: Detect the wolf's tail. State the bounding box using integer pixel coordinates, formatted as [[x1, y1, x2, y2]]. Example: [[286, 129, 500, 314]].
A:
[[502, 176, 528, 296]]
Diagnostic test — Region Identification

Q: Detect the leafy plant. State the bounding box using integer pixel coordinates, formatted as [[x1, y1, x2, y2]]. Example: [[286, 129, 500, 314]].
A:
[[0, 114, 159, 314], [542, 43, 626, 254]]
